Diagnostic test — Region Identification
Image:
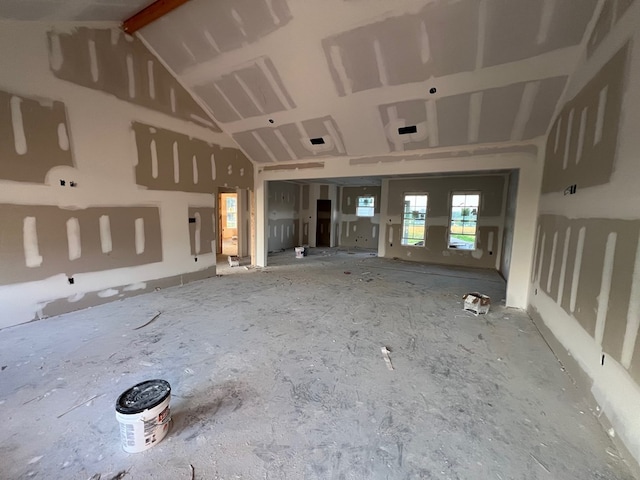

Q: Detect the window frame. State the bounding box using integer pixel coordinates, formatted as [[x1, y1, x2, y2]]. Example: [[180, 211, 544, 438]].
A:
[[447, 191, 481, 251], [356, 195, 375, 218], [401, 192, 429, 247]]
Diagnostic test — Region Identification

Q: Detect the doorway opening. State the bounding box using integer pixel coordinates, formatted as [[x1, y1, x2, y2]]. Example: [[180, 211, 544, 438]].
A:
[[316, 199, 331, 247], [220, 192, 238, 256]]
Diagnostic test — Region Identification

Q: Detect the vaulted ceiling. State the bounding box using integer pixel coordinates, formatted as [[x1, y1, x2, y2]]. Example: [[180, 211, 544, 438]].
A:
[[0, 0, 603, 166]]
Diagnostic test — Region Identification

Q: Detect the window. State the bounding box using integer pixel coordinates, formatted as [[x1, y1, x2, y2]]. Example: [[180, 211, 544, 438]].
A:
[[449, 193, 480, 250], [226, 196, 237, 228], [356, 195, 375, 217], [401, 194, 428, 246]]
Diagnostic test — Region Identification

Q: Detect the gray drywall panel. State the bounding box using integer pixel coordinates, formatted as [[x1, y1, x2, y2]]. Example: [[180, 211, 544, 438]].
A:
[[193, 82, 241, 123], [436, 93, 471, 148], [139, 0, 292, 74], [588, 0, 614, 58], [301, 184, 310, 211], [340, 186, 381, 248], [522, 76, 568, 140], [215, 73, 262, 119], [542, 44, 628, 193], [322, 0, 478, 96], [134, 122, 253, 192], [39, 266, 215, 319], [478, 83, 524, 143], [0, 89, 73, 183], [49, 27, 220, 130], [349, 145, 538, 166], [233, 116, 345, 162], [483, 0, 597, 67], [535, 215, 640, 364], [189, 207, 215, 255], [0, 204, 162, 286], [499, 171, 518, 281], [268, 181, 299, 251]]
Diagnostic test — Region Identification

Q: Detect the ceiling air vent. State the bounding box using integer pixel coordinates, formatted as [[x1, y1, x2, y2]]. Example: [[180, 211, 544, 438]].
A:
[[398, 125, 417, 135], [310, 137, 325, 145]]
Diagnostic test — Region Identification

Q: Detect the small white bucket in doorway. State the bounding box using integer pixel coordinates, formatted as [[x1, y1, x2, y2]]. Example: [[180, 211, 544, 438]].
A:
[[115, 379, 171, 453], [295, 246, 305, 258]]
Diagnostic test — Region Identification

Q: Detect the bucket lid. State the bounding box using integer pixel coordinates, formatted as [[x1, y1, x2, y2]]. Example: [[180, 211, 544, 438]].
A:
[[116, 379, 171, 414]]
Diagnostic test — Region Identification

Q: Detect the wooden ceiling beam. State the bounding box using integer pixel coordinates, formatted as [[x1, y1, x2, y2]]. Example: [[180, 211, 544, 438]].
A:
[[122, 0, 191, 34]]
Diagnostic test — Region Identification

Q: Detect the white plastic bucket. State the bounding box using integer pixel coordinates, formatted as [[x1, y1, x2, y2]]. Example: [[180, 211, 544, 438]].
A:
[[115, 379, 171, 453], [295, 246, 305, 258]]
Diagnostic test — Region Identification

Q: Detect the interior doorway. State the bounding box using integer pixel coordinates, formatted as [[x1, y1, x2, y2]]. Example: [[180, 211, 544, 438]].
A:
[[220, 192, 238, 256], [316, 199, 331, 247]]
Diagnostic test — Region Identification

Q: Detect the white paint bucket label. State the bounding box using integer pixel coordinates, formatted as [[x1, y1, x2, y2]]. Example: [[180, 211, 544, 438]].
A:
[[116, 379, 171, 453]]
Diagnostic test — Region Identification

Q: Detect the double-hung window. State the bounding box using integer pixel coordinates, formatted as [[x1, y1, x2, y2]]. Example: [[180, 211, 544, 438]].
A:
[[448, 193, 480, 250], [401, 194, 428, 246]]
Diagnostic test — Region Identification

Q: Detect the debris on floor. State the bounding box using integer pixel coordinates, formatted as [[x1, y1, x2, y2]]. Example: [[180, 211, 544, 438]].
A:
[[57, 394, 100, 418], [295, 246, 305, 258], [462, 292, 491, 315], [133, 311, 162, 330], [381, 346, 394, 370], [228, 256, 240, 267]]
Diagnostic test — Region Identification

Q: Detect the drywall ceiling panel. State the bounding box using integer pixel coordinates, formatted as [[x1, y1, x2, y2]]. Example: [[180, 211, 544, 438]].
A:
[[588, 0, 615, 58], [616, 0, 636, 21], [377, 75, 566, 152], [522, 76, 568, 140], [483, 0, 598, 68], [140, 0, 292, 75], [0, 1, 60, 20], [478, 83, 524, 143], [418, 0, 479, 77], [194, 58, 295, 123], [0, 0, 150, 21], [128, 0, 599, 164], [323, 0, 478, 97], [379, 100, 430, 152], [233, 116, 345, 163], [436, 93, 472, 148]]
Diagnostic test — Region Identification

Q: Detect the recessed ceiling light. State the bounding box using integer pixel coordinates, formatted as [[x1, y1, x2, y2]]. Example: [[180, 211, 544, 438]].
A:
[[398, 125, 417, 135]]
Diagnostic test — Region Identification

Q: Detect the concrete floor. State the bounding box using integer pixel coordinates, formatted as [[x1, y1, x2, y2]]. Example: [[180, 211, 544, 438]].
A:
[[0, 248, 634, 479]]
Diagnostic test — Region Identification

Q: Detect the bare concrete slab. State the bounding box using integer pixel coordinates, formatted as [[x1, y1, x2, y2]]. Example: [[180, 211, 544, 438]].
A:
[[0, 249, 633, 479]]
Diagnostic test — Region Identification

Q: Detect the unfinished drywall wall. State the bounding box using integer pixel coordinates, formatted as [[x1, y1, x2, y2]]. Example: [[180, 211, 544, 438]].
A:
[[530, 3, 640, 467], [301, 184, 310, 245], [383, 174, 507, 269], [267, 181, 299, 252], [542, 44, 628, 193], [0, 23, 240, 327], [0, 89, 74, 183], [189, 207, 215, 256], [499, 171, 519, 281], [340, 186, 381, 249], [49, 27, 219, 130], [133, 122, 253, 192], [0, 204, 161, 285]]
